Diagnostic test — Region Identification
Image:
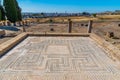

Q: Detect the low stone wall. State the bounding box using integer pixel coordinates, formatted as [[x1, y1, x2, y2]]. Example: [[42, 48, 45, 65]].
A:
[[28, 32, 90, 37], [90, 33, 120, 62], [0, 33, 28, 57]]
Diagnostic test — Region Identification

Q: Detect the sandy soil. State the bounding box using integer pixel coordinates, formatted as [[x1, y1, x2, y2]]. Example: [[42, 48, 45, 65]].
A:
[[92, 21, 120, 49], [26, 23, 87, 33], [0, 19, 120, 49], [26, 21, 120, 49]]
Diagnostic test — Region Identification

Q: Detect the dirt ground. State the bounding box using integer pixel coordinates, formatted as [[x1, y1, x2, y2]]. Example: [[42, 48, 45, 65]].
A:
[[92, 21, 120, 49], [0, 19, 120, 49], [26, 23, 88, 33], [26, 21, 120, 49]]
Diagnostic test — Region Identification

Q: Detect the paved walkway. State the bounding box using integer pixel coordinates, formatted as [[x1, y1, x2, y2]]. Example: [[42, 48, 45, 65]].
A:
[[0, 37, 120, 80]]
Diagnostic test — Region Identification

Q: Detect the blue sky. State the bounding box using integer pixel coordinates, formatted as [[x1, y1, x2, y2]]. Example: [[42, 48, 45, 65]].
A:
[[17, 0, 120, 13]]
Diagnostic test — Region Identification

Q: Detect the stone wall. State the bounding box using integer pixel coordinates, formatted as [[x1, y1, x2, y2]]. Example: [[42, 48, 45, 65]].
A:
[[0, 33, 28, 57], [28, 32, 90, 37], [0, 30, 5, 37]]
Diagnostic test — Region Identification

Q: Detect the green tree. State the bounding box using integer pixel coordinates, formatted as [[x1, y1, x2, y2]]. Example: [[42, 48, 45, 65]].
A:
[[4, 0, 22, 23], [92, 13, 97, 17], [40, 12, 45, 17], [49, 19, 53, 23], [0, 5, 6, 20], [14, 0, 22, 21], [0, 9, 2, 20]]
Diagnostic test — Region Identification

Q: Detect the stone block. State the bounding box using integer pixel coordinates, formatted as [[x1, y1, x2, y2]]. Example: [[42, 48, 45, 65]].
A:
[[0, 30, 5, 37]]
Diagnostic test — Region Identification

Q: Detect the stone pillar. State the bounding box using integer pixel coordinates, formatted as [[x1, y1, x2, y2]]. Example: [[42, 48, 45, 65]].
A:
[[87, 20, 93, 33], [11, 23, 14, 26], [15, 22, 18, 26], [16, 22, 19, 26], [0, 30, 5, 37], [1, 22, 3, 26], [25, 21, 28, 26], [19, 21, 23, 26], [7, 22, 11, 26], [68, 19, 72, 33], [22, 21, 25, 26], [22, 26, 26, 32], [22, 21, 26, 32], [3, 22, 6, 26]]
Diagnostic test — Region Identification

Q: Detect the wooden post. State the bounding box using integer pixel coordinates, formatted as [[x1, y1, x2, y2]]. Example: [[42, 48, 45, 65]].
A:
[[87, 20, 93, 33], [68, 19, 72, 33]]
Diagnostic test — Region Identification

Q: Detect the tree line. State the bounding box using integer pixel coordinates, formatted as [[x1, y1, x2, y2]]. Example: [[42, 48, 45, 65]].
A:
[[0, 0, 22, 23]]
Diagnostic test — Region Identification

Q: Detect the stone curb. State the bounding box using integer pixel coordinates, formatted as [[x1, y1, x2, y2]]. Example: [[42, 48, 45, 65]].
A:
[[0, 33, 28, 57], [28, 32, 90, 37]]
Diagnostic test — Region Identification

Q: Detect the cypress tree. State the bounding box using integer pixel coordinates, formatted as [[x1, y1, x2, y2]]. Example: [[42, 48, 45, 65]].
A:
[[14, 0, 22, 21], [0, 5, 6, 20], [0, 0, 5, 21], [17, 7, 22, 21], [4, 0, 22, 23], [0, 0, 2, 20], [0, 9, 2, 20]]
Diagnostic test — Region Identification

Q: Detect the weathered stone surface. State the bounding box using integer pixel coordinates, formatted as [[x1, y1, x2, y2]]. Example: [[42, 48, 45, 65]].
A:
[[90, 33, 120, 61], [0, 33, 27, 56], [68, 19, 72, 33], [87, 20, 93, 33], [0, 30, 5, 37], [0, 36, 120, 80]]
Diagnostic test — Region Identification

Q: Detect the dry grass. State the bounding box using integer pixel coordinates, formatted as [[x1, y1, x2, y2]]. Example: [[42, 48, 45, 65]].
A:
[[27, 16, 98, 23], [97, 15, 120, 19], [27, 15, 120, 23], [1, 15, 120, 48]]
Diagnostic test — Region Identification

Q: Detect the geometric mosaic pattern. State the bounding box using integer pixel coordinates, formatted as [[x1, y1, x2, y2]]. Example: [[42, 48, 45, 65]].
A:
[[0, 37, 120, 80]]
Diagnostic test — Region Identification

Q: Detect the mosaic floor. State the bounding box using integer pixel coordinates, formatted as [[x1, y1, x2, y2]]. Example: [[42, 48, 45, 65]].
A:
[[0, 37, 120, 80]]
